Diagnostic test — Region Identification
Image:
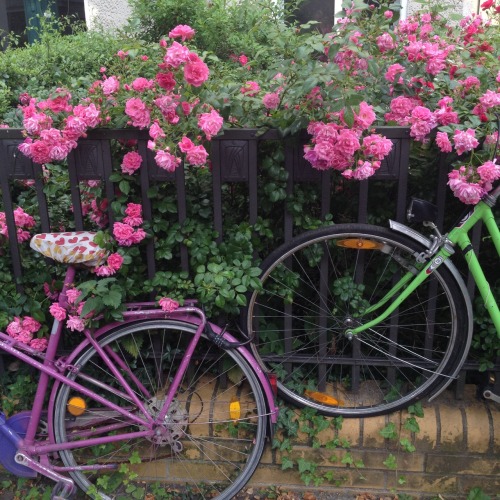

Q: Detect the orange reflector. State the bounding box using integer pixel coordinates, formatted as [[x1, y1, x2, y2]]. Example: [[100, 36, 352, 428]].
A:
[[229, 397, 241, 420], [67, 396, 86, 416], [304, 390, 343, 406], [336, 238, 383, 250]]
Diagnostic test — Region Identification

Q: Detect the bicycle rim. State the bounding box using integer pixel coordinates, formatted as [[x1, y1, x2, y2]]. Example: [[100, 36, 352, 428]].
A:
[[53, 319, 267, 499], [247, 224, 469, 417]]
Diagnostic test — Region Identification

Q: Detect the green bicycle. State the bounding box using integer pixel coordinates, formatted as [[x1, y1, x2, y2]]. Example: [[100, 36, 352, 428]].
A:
[[246, 186, 500, 417]]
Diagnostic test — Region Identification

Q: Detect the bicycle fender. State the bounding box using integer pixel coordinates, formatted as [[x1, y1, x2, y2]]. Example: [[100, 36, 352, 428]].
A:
[[389, 220, 473, 401]]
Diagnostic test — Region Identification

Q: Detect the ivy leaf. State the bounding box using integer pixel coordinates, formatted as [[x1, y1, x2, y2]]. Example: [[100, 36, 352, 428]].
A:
[[379, 422, 398, 440], [404, 416, 420, 433], [383, 453, 397, 470], [467, 487, 491, 500], [281, 455, 294, 470]]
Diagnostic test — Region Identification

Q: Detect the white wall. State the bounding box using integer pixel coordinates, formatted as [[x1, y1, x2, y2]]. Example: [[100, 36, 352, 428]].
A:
[[83, 0, 132, 31]]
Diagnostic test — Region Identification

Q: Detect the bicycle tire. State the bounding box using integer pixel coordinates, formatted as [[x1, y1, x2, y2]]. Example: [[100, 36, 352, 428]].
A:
[[53, 319, 267, 499], [246, 224, 469, 417]]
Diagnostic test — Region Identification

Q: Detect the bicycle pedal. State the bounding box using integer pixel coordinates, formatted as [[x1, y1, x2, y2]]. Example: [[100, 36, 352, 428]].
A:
[[483, 389, 500, 404]]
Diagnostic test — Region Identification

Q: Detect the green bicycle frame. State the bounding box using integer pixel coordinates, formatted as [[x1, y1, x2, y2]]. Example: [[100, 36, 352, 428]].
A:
[[347, 194, 500, 338]]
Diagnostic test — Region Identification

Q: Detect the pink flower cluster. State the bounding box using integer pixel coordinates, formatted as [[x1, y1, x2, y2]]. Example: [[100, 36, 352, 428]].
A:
[[448, 161, 500, 204], [303, 102, 393, 180], [18, 89, 100, 164], [112, 202, 146, 246], [0, 207, 36, 243], [18, 26, 222, 176], [6, 316, 47, 352], [49, 287, 87, 332], [94, 252, 124, 277]]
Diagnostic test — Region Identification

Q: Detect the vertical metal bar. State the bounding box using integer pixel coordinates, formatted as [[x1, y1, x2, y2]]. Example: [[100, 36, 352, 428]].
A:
[[67, 150, 85, 231], [138, 139, 156, 283], [100, 140, 116, 229], [357, 180, 369, 223], [175, 164, 189, 272], [211, 139, 223, 243], [284, 138, 295, 243], [248, 139, 258, 226], [0, 162, 23, 288]]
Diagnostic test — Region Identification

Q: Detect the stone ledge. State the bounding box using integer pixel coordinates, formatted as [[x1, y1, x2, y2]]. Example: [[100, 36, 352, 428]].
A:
[[249, 386, 499, 498]]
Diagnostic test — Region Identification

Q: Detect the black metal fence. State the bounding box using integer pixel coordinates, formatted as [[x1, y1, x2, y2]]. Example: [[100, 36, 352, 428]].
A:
[[0, 126, 497, 394]]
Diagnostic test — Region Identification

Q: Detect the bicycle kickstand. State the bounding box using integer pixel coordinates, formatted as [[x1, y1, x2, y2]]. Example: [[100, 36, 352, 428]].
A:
[[15, 452, 77, 499]]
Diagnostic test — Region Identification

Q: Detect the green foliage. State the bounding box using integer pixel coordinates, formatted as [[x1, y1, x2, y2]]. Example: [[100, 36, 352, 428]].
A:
[[0, 17, 125, 120], [0, 366, 39, 416]]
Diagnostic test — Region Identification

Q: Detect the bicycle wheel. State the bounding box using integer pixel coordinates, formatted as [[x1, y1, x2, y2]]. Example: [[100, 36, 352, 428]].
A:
[[53, 319, 267, 499], [246, 224, 470, 417]]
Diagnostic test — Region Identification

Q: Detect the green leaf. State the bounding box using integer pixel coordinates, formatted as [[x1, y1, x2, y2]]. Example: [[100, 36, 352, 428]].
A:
[[379, 422, 398, 440], [80, 296, 103, 317], [281, 456, 294, 470], [467, 487, 491, 500], [383, 453, 397, 470], [102, 290, 123, 309], [118, 180, 130, 195]]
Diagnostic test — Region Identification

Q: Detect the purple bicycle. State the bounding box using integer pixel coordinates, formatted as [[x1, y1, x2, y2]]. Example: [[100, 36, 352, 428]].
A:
[[0, 231, 278, 499]]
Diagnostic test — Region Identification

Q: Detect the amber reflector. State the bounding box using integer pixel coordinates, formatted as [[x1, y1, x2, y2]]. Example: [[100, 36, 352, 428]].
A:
[[336, 238, 383, 250], [229, 397, 241, 420], [67, 396, 86, 416], [304, 390, 343, 406]]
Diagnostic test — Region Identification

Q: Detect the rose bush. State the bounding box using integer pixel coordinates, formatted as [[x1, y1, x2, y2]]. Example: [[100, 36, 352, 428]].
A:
[[1, 0, 499, 366]]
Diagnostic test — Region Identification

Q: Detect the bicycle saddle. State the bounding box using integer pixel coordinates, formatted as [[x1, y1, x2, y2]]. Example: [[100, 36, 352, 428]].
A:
[[30, 232, 108, 267]]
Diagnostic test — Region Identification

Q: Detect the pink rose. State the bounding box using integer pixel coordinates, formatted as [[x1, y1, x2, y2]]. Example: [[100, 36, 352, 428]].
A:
[[477, 161, 500, 183], [50, 303, 67, 321], [353, 102, 376, 130], [17, 331, 33, 344], [131, 77, 154, 92], [168, 24, 195, 41], [184, 56, 210, 87], [113, 222, 135, 245], [178, 136, 195, 152], [164, 41, 190, 68], [123, 203, 143, 226], [197, 109, 223, 140], [376, 33, 395, 53], [67, 315, 85, 332], [155, 150, 180, 172], [73, 103, 101, 128], [156, 72, 176, 91], [453, 129, 479, 156], [107, 252, 124, 271], [336, 129, 361, 156], [30, 140, 52, 164], [22, 316, 41, 333], [436, 132, 452, 153], [30, 338, 48, 352], [121, 151, 142, 175], [240, 81, 260, 96], [101, 76, 120, 95], [125, 98, 151, 129], [262, 93, 280, 110], [130, 227, 146, 244], [6, 318, 23, 337], [159, 297, 180, 312], [149, 122, 166, 140], [66, 288, 82, 305], [186, 145, 209, 166]]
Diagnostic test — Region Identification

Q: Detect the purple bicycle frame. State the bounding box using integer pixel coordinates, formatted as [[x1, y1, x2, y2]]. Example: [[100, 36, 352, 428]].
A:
[[0, 264, 278, 481]]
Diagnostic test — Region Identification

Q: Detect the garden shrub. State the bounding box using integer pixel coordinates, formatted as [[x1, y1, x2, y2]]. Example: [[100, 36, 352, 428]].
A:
[[0, 0, 499, 368]]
